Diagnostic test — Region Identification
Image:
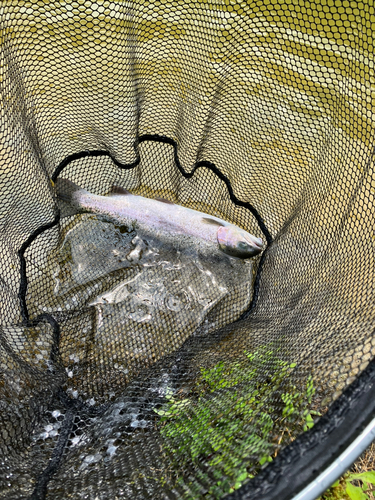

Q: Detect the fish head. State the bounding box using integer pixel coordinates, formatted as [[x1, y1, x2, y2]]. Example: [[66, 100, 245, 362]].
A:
[[217, 226, 263, 259]]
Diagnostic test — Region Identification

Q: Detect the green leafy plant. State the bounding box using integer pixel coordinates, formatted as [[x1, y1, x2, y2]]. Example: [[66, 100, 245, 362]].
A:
[[155, 347, 319, 498], [319, 471, 375, 500]]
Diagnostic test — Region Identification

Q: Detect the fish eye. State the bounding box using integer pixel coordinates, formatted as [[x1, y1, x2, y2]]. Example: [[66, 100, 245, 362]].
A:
[[238, 241, 249, 249]]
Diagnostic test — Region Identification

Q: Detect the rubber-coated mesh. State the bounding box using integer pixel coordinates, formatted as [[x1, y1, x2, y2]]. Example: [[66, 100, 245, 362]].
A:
[[0, 1, 374, 499]]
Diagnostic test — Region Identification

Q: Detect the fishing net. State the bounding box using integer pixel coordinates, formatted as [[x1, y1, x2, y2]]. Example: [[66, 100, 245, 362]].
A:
[[1, 1, 375, 499]]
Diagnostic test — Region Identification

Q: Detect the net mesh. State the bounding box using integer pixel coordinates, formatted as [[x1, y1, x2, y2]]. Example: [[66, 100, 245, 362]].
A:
[[1, 1, 374, 499]]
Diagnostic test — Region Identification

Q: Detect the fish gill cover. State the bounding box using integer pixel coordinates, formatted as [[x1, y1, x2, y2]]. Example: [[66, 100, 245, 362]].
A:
[[0, 1, 375, 499]]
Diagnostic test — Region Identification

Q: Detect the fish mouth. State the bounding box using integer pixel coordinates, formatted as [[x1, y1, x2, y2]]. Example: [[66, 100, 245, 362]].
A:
[[245, 235, 263, 251], [217, 226, 264, 259]]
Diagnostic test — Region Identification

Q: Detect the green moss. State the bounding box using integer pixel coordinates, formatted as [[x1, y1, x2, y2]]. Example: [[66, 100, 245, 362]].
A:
[[155, 346, 319, 498]]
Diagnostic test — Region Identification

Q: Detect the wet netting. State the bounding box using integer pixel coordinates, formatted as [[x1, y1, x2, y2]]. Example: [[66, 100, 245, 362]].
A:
[[1, 1, 375, 499]]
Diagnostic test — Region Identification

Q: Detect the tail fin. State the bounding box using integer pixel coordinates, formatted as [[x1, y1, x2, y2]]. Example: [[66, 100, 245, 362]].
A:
[[55, 178, 86, 217]]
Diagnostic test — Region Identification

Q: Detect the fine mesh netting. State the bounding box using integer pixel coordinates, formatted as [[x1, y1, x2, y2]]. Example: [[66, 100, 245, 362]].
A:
[[1, 1, 375, 499]]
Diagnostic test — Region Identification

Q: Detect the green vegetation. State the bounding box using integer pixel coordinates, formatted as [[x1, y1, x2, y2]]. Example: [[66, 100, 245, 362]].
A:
[[319, 471, 375, 500], [155, 347, 319, 498]]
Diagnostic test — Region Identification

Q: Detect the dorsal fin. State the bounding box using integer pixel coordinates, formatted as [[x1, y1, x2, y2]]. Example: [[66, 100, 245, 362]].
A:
[[201, 217, 225, 227], [109, 185, 131, 196], [155, 197, 174, 205]]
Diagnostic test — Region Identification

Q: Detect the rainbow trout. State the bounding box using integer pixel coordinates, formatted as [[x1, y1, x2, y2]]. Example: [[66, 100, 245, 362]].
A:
[[55, 178, 263, 259]]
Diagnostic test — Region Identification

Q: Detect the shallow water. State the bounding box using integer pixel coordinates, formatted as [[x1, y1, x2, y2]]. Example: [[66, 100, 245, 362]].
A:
[[27, 213, 257, 397]]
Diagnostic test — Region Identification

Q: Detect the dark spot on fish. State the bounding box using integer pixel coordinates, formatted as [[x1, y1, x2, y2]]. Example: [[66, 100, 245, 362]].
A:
[[116, 225, 130, 234], [109, 185, 131, 196], [201, 217, 225, 227], [155, 197, 174, 205]]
